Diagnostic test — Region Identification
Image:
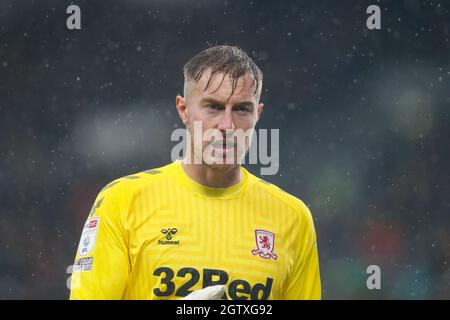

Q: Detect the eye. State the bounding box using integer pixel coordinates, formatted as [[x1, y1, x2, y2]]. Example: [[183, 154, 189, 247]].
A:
[[207, 104, 223, 110], [235, 106, 250, 113]]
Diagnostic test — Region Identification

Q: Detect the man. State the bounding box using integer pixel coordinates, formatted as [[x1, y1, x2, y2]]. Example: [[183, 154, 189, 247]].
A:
[[70, 45, 321, 300]]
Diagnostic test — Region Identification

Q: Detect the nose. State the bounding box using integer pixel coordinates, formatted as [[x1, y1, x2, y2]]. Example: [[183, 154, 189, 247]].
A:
[[217, 109, 235, 131]]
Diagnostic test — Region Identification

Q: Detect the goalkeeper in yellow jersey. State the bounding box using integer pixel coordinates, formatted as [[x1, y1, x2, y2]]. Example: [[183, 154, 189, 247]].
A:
[[70, 45, 321, 300]]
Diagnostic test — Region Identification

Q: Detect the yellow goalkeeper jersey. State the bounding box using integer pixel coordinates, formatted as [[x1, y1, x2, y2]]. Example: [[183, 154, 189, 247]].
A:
[[69, 160, 321, 300]]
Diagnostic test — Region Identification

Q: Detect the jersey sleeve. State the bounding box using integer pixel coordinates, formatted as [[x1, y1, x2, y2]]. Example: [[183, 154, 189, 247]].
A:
[[69, 180, 130, 300], [284, 200, 321, 300]]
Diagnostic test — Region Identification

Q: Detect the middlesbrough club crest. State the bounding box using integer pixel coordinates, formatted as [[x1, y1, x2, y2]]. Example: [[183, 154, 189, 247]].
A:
[[251, 230, 278, 260]]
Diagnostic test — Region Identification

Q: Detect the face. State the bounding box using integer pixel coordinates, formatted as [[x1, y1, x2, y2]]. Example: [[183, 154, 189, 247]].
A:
[[176, 68, 263, 171]]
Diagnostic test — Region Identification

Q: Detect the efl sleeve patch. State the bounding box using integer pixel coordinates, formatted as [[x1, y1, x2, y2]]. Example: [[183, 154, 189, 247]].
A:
[[77, 217, 100, 257]]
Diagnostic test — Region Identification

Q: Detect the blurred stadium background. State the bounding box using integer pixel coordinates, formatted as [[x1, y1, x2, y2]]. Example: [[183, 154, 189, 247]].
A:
[[0, 0, 449, 299]]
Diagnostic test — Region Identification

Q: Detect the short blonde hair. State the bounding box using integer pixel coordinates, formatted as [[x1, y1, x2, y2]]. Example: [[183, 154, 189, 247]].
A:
[[183, 45, 263, 98]]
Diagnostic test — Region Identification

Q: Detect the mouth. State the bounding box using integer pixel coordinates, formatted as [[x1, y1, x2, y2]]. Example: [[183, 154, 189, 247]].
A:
[[210, 140, 235, 152]]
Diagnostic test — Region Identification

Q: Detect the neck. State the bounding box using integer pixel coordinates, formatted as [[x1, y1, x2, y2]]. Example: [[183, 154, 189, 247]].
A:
[[181, 159, 242, 188]]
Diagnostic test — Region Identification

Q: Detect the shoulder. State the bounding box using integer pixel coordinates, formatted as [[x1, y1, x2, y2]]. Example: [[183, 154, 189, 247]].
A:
[[249, 175, 318, 245], [88, 162, 174, 217], [248, 173, 315, 227], [100, 162, 175, 194]]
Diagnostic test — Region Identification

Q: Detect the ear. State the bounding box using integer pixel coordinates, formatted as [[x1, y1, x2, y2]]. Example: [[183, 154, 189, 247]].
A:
[[256, 102, 264, 123], [175, 95, 188, 125]]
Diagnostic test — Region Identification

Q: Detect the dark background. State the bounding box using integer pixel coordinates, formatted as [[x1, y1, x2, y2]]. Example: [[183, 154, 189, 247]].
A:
[[1, 0, 449, 299]]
